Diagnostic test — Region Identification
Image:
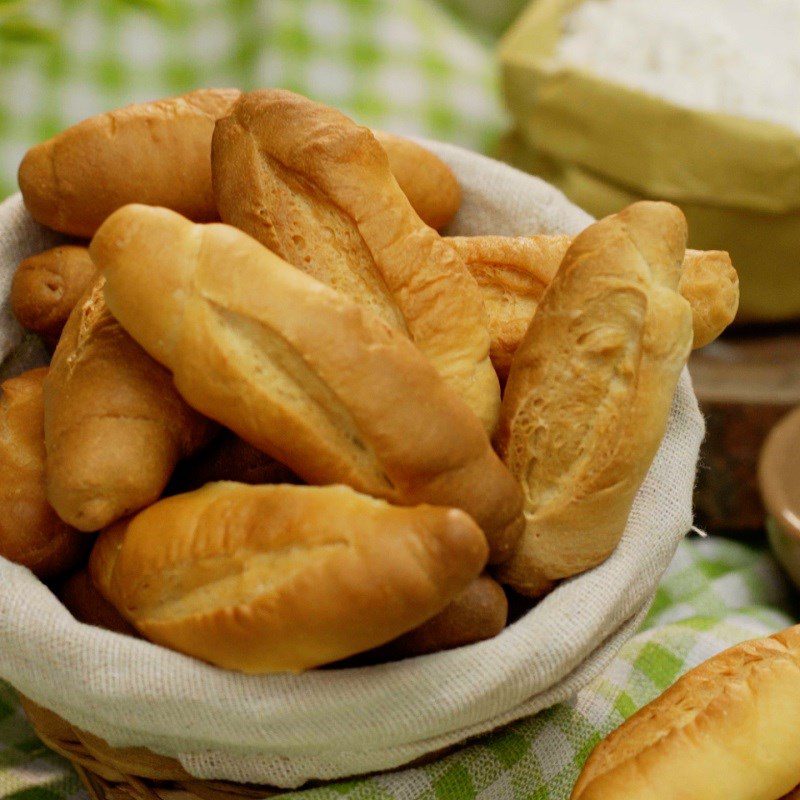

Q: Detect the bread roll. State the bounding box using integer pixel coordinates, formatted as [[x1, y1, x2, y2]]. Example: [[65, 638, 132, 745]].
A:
[[169, 431, 299, 494], [376, 574, 508, 659], [92, 482, 488, 673], [495, 202, 693, 596], [373, 130, 461, 230], [45, 277, 212, 531], [572, 625, 800, 800], [92, 205, 522, 562], [450, 236, 738, 377], [0, 368, 86, 579], [11, 246, 96, 348], [448, 235, 568, 380], [212, 89, 500, 433], [18, 88, 240, 237], [57, 569, 137, 636]]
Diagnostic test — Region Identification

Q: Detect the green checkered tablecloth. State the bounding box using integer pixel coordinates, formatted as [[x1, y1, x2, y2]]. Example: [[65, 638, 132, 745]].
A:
[[0, 537, 793, 800], [1, 2, 796, 798]]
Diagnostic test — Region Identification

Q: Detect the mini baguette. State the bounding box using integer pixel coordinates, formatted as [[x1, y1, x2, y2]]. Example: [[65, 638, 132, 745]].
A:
[[18, 88, 240, 237], [374, 574, 508, 659], [45, 277, 212, 531], [11, 246, 97, 348], [0, 368, 86, 579], [212, 89, 499, 433], [373, 130, 461, 230], [449, 236, 738, 376], [572, 625, 800, 800], [57, 569, 138, 636], [92, 205, 522, 562], [91, 482, 489, 673], [495, 202, 693, 596]]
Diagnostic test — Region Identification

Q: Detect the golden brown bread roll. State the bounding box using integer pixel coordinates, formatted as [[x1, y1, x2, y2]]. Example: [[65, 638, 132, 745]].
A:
[[495, 202, 693, 596], [448, 236, 568, 380], [212, 89, 500, 433], [0, 368, 86, 579], [57, 569, 137, 636], [168, 431, 299, 494], [44, 277, 213, 531], [449, 235, 738, 378], [11, 246, 97, 348], [572, 625, 800, 800], [18, 88, 240, 237], [372, 130, 461, 230], [92, 482, 489, 673], [92, 204, 522, 562], [375, 574, 508, 659]]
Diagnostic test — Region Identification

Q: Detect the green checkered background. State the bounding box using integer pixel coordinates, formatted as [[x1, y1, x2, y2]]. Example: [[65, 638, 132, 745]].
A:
[[1, 2, 797, 798]]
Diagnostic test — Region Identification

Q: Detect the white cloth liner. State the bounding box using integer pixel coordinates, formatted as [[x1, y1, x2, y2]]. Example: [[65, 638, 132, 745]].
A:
[[0, 141, 705, 788]]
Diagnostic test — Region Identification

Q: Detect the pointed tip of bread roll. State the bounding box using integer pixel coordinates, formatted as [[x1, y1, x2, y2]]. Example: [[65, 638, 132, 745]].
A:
[[615, 201, 688, 286], [18, 140, 64, 233], [90, 204, 196, 366]]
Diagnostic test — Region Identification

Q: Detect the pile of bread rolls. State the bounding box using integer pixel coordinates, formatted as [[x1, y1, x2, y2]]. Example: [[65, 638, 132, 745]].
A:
[[1, 88, 738, 674]]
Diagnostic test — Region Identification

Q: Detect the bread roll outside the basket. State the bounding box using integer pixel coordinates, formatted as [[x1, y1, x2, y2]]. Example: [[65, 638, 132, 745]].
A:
[[18, 88, 240, 237], [450, 236, 738, 378], [11, 246, 97, 348], [211, 89, 500, 434], [495, 202, 693, 596], [44, 277, 212, 531], [373, 130, 461, 230], [91, 482, 489, 673], [0, 368, 86, 579], [91, 204, 522, 562], [572, 625, 800, 800]]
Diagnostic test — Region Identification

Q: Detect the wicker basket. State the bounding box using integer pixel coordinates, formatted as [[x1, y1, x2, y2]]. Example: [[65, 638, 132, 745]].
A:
[[19, 695, 274, 800]]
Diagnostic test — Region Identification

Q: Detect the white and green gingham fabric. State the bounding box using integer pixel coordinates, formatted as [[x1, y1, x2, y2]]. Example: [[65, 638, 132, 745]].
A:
[[0, 2, 795, 799]]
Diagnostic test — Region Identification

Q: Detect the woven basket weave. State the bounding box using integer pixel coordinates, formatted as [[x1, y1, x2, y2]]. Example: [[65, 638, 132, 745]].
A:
[[20, 695, 275, 800]]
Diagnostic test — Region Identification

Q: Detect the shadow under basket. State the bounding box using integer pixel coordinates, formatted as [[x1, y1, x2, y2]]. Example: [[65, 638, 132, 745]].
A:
[[19, 695, 275, 800]]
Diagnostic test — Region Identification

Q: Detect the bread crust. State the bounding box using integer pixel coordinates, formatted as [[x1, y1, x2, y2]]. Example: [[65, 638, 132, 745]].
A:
[[374, 574, 508, 659], [495, 202, 693, 596], [0, 368, 86, 578], [92, 482, 489, 673], [451, 236, 737, 376], [373, 130, 461, 230], [572, 625, 800, 800], [212, 89, 499, 433], [44, 277, 212, 531], [18, 88, 240, 237], [11, 246, 97, 348], [57, 569, 137, 636], [92, 205, 522, 562]]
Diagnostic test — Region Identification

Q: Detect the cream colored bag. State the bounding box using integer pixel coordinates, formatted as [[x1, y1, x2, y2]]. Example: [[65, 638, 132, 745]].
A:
[[0, 141, 704, 789]]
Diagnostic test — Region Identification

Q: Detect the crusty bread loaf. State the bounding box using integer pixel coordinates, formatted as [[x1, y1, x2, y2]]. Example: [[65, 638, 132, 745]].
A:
[[92, 205, 522, 562], [572, 625, 800, 800], [0, 368, 87, 579], [212, 89, 500, 433], [168, 431, 299, 494], [679, 249, 740, 348], [57, 569, 137, 636], [448, 236, 568, 379], [44, 277, 212, 531], [375, 574, 508, 659], [495, 202, 693, 596], [18, 88, 240, 237], [11, 246, 97, 348], [373, 130, 461, 230], [450, 236, 737, 376], [92, 482, 488, 673]]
